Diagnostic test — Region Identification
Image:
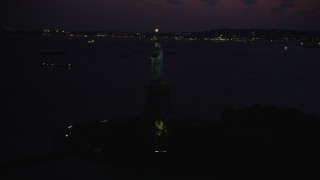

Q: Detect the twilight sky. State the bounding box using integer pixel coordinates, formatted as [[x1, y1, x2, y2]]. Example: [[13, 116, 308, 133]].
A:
[[1, 0, 320, 32]]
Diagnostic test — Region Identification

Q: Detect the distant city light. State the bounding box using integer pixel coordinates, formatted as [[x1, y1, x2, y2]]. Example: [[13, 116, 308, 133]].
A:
[[39, 29, 320, 43], [65, 134, 69, 137], [68, 125, 73, 129]]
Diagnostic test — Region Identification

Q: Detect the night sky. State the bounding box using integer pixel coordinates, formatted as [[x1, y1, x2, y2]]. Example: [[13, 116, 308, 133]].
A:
[[1, 0, 320, 32]]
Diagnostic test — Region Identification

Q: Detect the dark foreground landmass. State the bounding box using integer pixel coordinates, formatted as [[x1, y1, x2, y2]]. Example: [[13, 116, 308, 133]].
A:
[[4, 103, 319, 179], [59, 105, 320, 170]]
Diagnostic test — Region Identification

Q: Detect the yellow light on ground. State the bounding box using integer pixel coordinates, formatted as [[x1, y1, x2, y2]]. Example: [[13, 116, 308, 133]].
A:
[[155, 120, 168, 136]]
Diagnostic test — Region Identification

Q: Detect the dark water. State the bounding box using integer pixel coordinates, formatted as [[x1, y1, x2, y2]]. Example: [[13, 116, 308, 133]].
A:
[[1, 34, 320, 165]]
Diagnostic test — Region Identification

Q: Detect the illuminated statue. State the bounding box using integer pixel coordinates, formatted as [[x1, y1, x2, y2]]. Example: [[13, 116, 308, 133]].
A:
[[151, 29, 164, 81]]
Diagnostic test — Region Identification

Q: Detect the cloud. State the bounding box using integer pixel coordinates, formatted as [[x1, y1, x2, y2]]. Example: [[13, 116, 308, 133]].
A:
[[242, 0, 258, 6], [244, 7, 256, 14], [287, 9, 317, 20], [241, 0, 258, 14], [303, 15, 320, 28], [271, 0, 295, 13], [315, 2, 320, 9], [199, 0, 218, 6], [133, 0, 161, 7], [166, 0, 184, 5]]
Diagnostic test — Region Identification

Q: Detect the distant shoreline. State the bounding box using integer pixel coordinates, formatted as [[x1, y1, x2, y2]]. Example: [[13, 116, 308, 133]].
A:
[[1, 29, 319, 44]]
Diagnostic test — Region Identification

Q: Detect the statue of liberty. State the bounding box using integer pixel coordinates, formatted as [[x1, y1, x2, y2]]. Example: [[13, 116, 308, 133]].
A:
[[151, 29, 165, 81]]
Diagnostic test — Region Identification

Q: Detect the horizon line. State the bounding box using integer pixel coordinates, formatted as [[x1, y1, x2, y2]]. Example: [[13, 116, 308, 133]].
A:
[[2, 28, 320, 33]]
